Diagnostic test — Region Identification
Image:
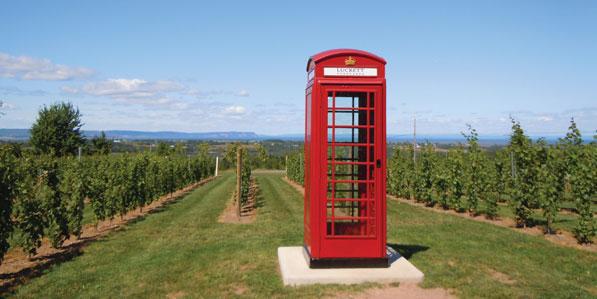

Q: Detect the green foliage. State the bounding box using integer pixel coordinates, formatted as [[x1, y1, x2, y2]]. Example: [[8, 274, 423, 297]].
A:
[[507, 119, 537, 227], [286, 151, 304, 185], [90, 131, 112, 155], [38, 157, 70, 248], [10, 173, 597, 298], [416, 144, 435, 206], [433, 154, 450, 209], [173, 143, 186, 156], [387, 145, 415, 199], [447, 145, 466, 211], [537, 148, 563, 233], [0, 145, 19, 263], [463, 125, 483, 215], [493, 149, 509, 202], [0, 151, 213, 260], [239, 157, 252, 205], [86, 157, 109, 222], [59, 158, 86, 238], [266, 121, 595, 244], [570, 144, 596, 243], [156, 142, 171, 156], [253, 143, 268, 166], [14, 158, 46, 256], [480, 159, 498, 219], [29, 102, 85, 157]]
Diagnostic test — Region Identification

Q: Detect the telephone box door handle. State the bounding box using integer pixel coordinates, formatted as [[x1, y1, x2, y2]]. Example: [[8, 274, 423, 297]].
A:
[[376, 159, 381, 168]]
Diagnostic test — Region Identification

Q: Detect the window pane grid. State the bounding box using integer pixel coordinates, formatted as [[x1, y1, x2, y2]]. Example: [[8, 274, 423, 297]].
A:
[[326, 90, 376, 237]]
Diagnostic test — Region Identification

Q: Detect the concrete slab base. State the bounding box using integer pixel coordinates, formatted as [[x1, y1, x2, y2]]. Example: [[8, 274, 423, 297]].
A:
[[277, 246, 424, 286]]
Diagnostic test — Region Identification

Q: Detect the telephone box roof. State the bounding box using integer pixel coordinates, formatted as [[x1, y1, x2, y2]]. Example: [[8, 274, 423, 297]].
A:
[[306, 49, 386, 71]]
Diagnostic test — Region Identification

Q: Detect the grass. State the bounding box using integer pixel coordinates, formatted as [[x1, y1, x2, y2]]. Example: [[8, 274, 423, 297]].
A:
[[490, 202, 580, 233], [8, 173, 597, 298], [8, 172, 364, 298], [391, 201, 596, 298]]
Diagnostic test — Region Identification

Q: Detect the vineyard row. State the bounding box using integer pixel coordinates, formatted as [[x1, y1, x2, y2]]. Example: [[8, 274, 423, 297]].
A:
[[286, 121, 596, 244], [0, 147, 215, 263]]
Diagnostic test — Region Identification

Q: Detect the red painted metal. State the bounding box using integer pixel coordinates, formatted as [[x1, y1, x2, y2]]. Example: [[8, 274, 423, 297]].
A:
[[304, 49, 387, 265]]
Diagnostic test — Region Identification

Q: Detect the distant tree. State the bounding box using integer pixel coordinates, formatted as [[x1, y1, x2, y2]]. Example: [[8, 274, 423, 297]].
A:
[[253, 143, 268, 168], [223, 143, 241, 168], [561, 118, 583, 147], [197, 142, 210, 159], [91, 131, 112, 155], [173, 142, 186, 156], [156, 142, 171, 156], [30, 102, 85, 157]]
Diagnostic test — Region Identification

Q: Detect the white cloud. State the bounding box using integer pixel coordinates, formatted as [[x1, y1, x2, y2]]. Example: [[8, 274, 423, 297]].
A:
[[63, 78, 188, 109], [224, 105, 246, 115], [60, 86, 79, 94], [72, 78, 184, 98], [186, 88, 250, 99], [0, 85, 48, 96], [185, 89, 224, 99], [0, 52, 94, 81], [0, 100, 15, 110], [537, 115, 553, 122], [235, 89, 250, 97]]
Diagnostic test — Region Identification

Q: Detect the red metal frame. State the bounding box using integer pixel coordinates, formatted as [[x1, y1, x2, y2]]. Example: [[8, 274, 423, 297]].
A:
[[304, 49, 387, 265]]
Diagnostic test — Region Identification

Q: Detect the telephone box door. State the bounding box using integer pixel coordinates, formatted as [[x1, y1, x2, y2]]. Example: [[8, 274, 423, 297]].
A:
[[320, 84, 385, 258]]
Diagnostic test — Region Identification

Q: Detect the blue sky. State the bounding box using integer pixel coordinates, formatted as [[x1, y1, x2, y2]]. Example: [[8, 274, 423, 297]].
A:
[[0, 0, 595, 136]]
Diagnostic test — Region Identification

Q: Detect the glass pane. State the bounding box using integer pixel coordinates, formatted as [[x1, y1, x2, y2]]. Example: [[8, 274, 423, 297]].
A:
[[326, 90, 376, 237]]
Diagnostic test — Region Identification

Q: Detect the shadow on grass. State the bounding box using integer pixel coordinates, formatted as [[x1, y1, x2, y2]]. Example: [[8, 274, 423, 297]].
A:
[[253, 186, 265, 209], [387, 243, 429, 259]]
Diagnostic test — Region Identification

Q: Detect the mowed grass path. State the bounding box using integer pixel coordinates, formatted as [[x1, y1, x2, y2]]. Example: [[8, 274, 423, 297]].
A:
[[10, 173, 597, 298], [10, 173, 359, 298]]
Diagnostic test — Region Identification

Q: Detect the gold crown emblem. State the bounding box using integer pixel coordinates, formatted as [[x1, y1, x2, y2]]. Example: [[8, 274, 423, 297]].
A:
[[345, 56, 356, 66]]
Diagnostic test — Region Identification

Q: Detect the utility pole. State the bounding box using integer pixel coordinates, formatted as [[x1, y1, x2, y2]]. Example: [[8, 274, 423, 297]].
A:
[[236, 149, 242, 218], [78, 147, 82, 161], [285, 155, 288, 177]]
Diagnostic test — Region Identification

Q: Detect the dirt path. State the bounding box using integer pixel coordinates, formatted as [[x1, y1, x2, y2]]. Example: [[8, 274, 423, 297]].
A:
[[0, 175, 217, 292], [218, 178, 259, 224]]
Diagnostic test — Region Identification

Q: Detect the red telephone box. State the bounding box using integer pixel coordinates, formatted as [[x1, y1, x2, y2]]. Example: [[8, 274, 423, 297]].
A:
[[304, 49, 387, 268]]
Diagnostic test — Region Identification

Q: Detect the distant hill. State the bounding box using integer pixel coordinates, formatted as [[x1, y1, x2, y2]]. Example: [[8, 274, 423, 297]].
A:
[[0, 128, 586, 144], [0, 128, 260, 141]]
